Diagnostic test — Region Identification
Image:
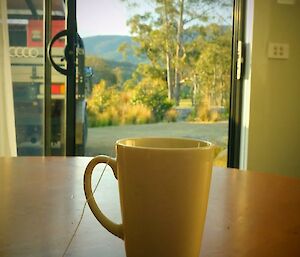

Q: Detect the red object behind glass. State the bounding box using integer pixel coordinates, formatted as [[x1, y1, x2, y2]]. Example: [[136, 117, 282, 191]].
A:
[[27, 20, 65, 47]]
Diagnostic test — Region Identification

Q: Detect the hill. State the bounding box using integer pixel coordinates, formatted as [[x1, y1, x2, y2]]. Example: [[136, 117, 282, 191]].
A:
[[85, 55, 137, 86], [83, 35, 146, 64]]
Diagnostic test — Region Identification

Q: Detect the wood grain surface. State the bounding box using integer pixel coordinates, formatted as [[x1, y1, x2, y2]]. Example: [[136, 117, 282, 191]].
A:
[[0, 157, 299, 257]]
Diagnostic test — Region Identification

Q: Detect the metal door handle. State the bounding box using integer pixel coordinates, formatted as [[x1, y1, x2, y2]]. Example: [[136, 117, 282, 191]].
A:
[[47, 30, 84, 76], [47, 29, 68, 75]]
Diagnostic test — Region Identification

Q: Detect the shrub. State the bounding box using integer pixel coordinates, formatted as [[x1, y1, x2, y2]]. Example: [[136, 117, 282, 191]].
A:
[[88, 114, 99, 127], [87, 81, 152, 126], [197, 100, 209, 122], [122, 104, 152, 125], [208, 110, 220, 122], [186, 108, 197, 121], [164, 108, 178, 122], [135, 106, 152, 124], [96, 112, 111, 126], [87, 80, 116, 114], [133, 78, 173, 122], [107, 107, 120, 126]]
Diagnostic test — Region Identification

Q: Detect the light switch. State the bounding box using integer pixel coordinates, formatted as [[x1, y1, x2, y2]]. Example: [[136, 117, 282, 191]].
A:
[[268, 43, 289, 59]]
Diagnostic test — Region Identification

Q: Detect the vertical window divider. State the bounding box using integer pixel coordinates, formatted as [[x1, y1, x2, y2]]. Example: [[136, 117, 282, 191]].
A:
[[227, 0, 246, 168], [44, 0, 52, 156]]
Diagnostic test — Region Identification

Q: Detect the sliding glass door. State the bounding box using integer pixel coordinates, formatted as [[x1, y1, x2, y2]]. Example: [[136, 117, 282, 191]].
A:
[[7, 0, 245, 166], [77, 0, 245, 167], [7, 0, 87, 156], [8, 0, 48, 155]]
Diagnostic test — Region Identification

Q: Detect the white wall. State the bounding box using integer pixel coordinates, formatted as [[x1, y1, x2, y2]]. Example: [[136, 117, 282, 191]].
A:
[[247, 0, 300, 177]]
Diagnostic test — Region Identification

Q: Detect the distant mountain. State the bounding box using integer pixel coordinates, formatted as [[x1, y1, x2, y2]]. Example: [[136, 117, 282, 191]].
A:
[[83, 35, 147, 64]]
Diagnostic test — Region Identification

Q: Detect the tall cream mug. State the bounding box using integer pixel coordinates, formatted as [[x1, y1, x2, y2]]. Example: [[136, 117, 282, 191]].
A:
[[84, 137, 214, 257]]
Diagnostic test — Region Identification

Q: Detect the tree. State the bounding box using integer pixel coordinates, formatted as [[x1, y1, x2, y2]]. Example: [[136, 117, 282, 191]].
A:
[[191, 24, 232, 120], [87, 80, 152, 126], [133, 77, 173, 121], [85, 56, 117, 86], [121, 0, 231, 105]]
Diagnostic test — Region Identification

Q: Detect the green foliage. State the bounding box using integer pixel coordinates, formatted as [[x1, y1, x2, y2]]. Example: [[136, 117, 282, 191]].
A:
[[198, 25, 231, 119], [182, 24, 231, 121], [85, 56, 136, 87], [121, 103, 152, 125], [133, 78, 174, 122], [87, 1, 233, 125], [87, 80, 152, 127], [85, 57, 117, 86], [123, 0, 232, 105]]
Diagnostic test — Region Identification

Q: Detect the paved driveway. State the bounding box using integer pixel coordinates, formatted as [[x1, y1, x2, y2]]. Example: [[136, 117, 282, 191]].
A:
[[85, 121, 228, 157]]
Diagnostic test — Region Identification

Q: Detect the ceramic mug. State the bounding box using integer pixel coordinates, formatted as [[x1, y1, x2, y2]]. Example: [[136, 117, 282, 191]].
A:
[[84, 137, 214, 257]]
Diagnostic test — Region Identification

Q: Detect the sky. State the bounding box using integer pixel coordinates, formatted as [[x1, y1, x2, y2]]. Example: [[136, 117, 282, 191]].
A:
[[77, 0, 136, 37], [76, 0, 232, 38]]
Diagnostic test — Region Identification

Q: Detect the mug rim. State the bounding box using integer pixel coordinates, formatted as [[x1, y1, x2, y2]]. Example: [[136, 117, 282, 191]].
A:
[[116, 137, 213, 150]]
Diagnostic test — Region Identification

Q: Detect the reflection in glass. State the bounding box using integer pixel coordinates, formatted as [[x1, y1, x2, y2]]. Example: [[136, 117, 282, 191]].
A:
[[8, 2, 45, 155]]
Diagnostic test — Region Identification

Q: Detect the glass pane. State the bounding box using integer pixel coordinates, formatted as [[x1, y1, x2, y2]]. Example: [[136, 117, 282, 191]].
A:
[[8, 0, 66, 156], [50, 8, 66, 155], [8, 0, 44, 155], [78, 0, 233, 167]]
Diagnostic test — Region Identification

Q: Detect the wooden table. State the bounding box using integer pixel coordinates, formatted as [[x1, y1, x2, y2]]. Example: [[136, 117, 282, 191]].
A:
[[0, 157, 300, 257]]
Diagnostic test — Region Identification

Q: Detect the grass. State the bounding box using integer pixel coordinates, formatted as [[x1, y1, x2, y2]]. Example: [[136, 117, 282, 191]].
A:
[[86, 121, 228, 166], [179, 99, 193, 108]]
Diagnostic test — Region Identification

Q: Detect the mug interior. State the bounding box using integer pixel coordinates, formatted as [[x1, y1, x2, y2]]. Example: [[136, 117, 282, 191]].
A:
[[116, 137, 211, 150]]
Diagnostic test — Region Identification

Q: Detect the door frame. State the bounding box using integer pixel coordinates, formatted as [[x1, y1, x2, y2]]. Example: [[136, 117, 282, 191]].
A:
[[228, 0, 246, 168], [44, 0, 52, 156], [65, 0, 77, 156], [44, 0, 247, 162], [44, 0, 77, 156]]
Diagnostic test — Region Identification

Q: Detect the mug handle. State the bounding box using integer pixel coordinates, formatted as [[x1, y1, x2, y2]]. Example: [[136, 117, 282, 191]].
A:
[[84, 155, 124, 239]]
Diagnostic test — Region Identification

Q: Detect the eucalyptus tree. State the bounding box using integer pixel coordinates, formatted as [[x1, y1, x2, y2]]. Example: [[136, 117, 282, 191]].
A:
[[121, 0, 232, 106]]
